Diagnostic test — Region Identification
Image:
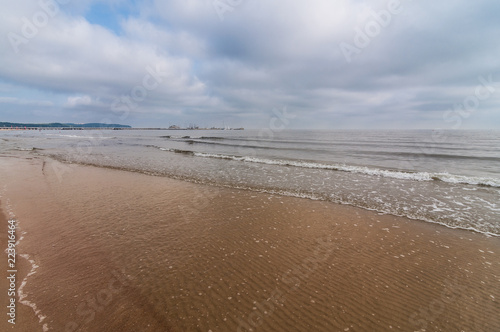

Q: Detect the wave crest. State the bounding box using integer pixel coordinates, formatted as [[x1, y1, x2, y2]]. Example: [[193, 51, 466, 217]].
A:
[[154, 147, 500, 188]]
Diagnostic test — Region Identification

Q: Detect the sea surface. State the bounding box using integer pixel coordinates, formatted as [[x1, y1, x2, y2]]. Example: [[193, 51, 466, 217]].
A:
[[1, 129, 499, 236], [1, 129, 500, 332]]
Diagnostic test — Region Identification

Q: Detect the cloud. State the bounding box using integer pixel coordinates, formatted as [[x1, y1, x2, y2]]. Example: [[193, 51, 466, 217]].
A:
[[0, 0, 499, 128], [65, 95, 93, 107]]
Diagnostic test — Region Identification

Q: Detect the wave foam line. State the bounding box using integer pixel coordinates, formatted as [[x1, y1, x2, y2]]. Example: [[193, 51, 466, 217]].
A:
[[156, 148, 500, 188], [18, 254, 50, 331], [7, 214, 51, 330], [51, 153, 500, 237], [195, 153, 500, 186], [224, 186, 500, 238], [1, 192, 49, 330]]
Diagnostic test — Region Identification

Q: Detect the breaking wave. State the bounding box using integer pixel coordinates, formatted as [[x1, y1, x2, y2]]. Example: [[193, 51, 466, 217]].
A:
[[155, 147, 500, 188]]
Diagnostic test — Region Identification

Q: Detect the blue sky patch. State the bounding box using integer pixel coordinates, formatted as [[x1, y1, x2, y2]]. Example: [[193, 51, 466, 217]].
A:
[[85, 2, 133, 35]]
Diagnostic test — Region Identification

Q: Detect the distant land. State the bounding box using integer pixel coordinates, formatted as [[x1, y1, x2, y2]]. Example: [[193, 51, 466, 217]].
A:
[[0, 122, 131, 128], [0, 122, 244, 131]]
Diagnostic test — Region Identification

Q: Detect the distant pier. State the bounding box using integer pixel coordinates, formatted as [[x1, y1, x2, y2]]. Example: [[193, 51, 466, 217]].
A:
[[0, 127, 244, 131]]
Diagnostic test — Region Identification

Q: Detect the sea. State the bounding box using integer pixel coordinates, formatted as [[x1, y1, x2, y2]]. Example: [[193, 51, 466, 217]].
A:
[[1, 129, 499, 236]]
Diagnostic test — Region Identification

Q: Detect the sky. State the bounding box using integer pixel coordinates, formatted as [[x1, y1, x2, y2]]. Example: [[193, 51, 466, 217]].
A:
[[1, 0, 499, 129]]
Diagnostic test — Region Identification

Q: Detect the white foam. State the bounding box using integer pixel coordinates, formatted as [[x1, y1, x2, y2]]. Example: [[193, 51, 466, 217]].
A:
[[45, 133, 113, 139], [211, 183, 500, 237], [435, 173, 500, 187], [18, 253, 50, 330], [186, 151, 500, 187], [4, 213, 52, 331]]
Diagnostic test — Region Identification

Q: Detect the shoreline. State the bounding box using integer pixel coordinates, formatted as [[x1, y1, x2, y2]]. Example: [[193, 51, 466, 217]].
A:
[[3, 129, 499, 237], [47, 154, 500, 239], [0, 205, 42, 331], [0, 152, 499, 331]]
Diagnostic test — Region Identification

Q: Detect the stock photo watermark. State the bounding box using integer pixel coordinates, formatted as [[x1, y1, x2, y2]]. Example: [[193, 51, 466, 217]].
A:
[[237, 106, 295, 158], [6, 219, 18, 325], [64, 269, 134, 332], [402, 72, 499, 172], [237, 234, 335, 331], [441, 74, 499, 131], [50, 63, 167, 182], [414, 72, 500, 164], [7, 0, 71, 54], [178, 186, 221, 225], [408, 278, 467, 330], [264, 107, 296, 138], [339, 0, 410, 63], [408, 277, 495, 331], [212, 0, 246, 21], [111, 64, 169, 121]]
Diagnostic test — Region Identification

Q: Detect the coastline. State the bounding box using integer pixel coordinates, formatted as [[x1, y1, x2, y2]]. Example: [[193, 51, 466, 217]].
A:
[[0, 152, 498, 331], [0, 205, 41, 331]]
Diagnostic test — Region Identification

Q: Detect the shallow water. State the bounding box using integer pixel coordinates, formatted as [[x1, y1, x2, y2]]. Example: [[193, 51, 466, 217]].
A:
[[1, 129, 499, 235]]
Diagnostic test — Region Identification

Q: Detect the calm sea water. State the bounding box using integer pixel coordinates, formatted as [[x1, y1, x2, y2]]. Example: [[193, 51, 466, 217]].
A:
[[1, 129, 499, 236]]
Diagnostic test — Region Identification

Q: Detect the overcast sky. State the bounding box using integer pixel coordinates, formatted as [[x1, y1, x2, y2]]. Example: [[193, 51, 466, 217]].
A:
[[1, 0, 499, 129]]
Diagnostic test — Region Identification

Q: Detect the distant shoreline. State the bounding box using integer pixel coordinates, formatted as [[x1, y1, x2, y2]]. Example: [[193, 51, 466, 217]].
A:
[[0, 122, 243, 131], [0, 122, 131, 129], [0, 127, 244, 131]]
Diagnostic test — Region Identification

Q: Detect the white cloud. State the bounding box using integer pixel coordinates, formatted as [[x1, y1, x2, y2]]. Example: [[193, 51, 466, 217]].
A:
[[0, 0, 499, 128], [65, 95, 93, 107]]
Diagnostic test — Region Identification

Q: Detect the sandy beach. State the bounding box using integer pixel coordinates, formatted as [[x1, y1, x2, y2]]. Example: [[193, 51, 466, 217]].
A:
[[0, 152, 499, 331]]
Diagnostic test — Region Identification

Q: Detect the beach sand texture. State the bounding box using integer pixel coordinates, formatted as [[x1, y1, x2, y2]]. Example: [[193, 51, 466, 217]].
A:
[[0, 154, 499, 331]]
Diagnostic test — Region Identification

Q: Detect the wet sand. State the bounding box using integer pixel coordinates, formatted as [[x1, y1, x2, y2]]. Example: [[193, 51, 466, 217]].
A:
[[0, 205, 42, 331], [0, 153, 499, 331]]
